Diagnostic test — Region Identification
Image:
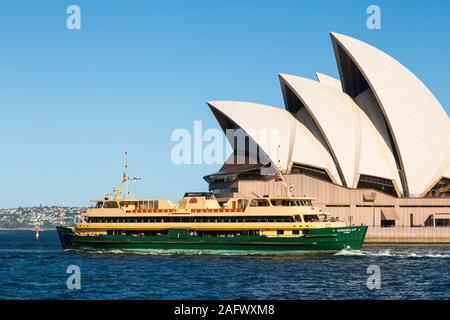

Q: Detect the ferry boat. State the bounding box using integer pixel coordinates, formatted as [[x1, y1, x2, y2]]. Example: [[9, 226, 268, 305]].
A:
[[57, 159, 367, 254]]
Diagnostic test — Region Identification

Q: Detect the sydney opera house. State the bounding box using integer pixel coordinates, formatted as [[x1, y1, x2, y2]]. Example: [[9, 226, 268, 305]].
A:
[[204, 32, 450, 228]]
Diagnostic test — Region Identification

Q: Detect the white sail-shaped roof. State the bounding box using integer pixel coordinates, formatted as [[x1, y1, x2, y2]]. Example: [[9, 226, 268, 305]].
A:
[[207, 101, 294, 171], [207, 32, 449, 198], [280, 74, 360, 187], [207, 101, 341, 184], [290, 119, 342, 185], [358, 108, 404, 195], [279, 74, 403, 192], [331, 32, 450, 197]]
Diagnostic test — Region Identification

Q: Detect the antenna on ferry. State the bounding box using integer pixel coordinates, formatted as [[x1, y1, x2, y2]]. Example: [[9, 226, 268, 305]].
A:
[[274, 144, 294, 198], [277, 145, 281, 196], [114, 152, 129, 202], [277, 145, 281, 170], [276, 171, 294, 198], [125, 152, 129, 200]]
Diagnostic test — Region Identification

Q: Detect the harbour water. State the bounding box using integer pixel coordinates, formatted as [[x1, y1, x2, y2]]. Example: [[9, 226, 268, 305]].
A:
[[0, 230, 449, 300]]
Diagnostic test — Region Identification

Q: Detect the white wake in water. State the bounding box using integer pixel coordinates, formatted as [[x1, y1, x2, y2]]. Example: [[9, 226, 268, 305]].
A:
[[334, 249, 391, 257], [334, 248, 450, 258], [65, 247, 450, 258]]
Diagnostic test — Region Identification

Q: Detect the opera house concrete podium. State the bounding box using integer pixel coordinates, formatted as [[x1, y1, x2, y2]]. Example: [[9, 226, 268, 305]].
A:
[[204, 32, 450, 231]]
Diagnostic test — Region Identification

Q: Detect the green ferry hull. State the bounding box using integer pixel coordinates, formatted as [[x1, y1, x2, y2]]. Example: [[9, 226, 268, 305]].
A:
[[57, 226, 367, 254]]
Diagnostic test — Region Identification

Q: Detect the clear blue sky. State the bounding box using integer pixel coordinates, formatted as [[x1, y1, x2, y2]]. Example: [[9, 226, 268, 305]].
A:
[[0, 0, 448, 207]]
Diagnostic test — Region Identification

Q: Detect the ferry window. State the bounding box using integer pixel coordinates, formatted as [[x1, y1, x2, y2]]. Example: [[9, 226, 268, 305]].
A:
[[292, 230, 300, 235], [271, 200, 300, 207], [304, 214, 319, 222], [138, 201, 156, 209], [277, 230, 284, 235], [238, 199, 248, 209], [250, 199, 270, 207], [270, 200, 282, 206], [95, 202, 103, 208], [103, 201, 119, 208]]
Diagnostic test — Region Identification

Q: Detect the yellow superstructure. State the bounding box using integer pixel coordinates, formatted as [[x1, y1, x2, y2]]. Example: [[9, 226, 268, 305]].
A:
[[72, 154, 345, 237]]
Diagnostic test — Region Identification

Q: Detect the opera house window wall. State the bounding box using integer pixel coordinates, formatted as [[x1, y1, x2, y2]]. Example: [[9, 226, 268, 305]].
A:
[[356, 175, 397, 197], [204, 32, 450, 228]]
